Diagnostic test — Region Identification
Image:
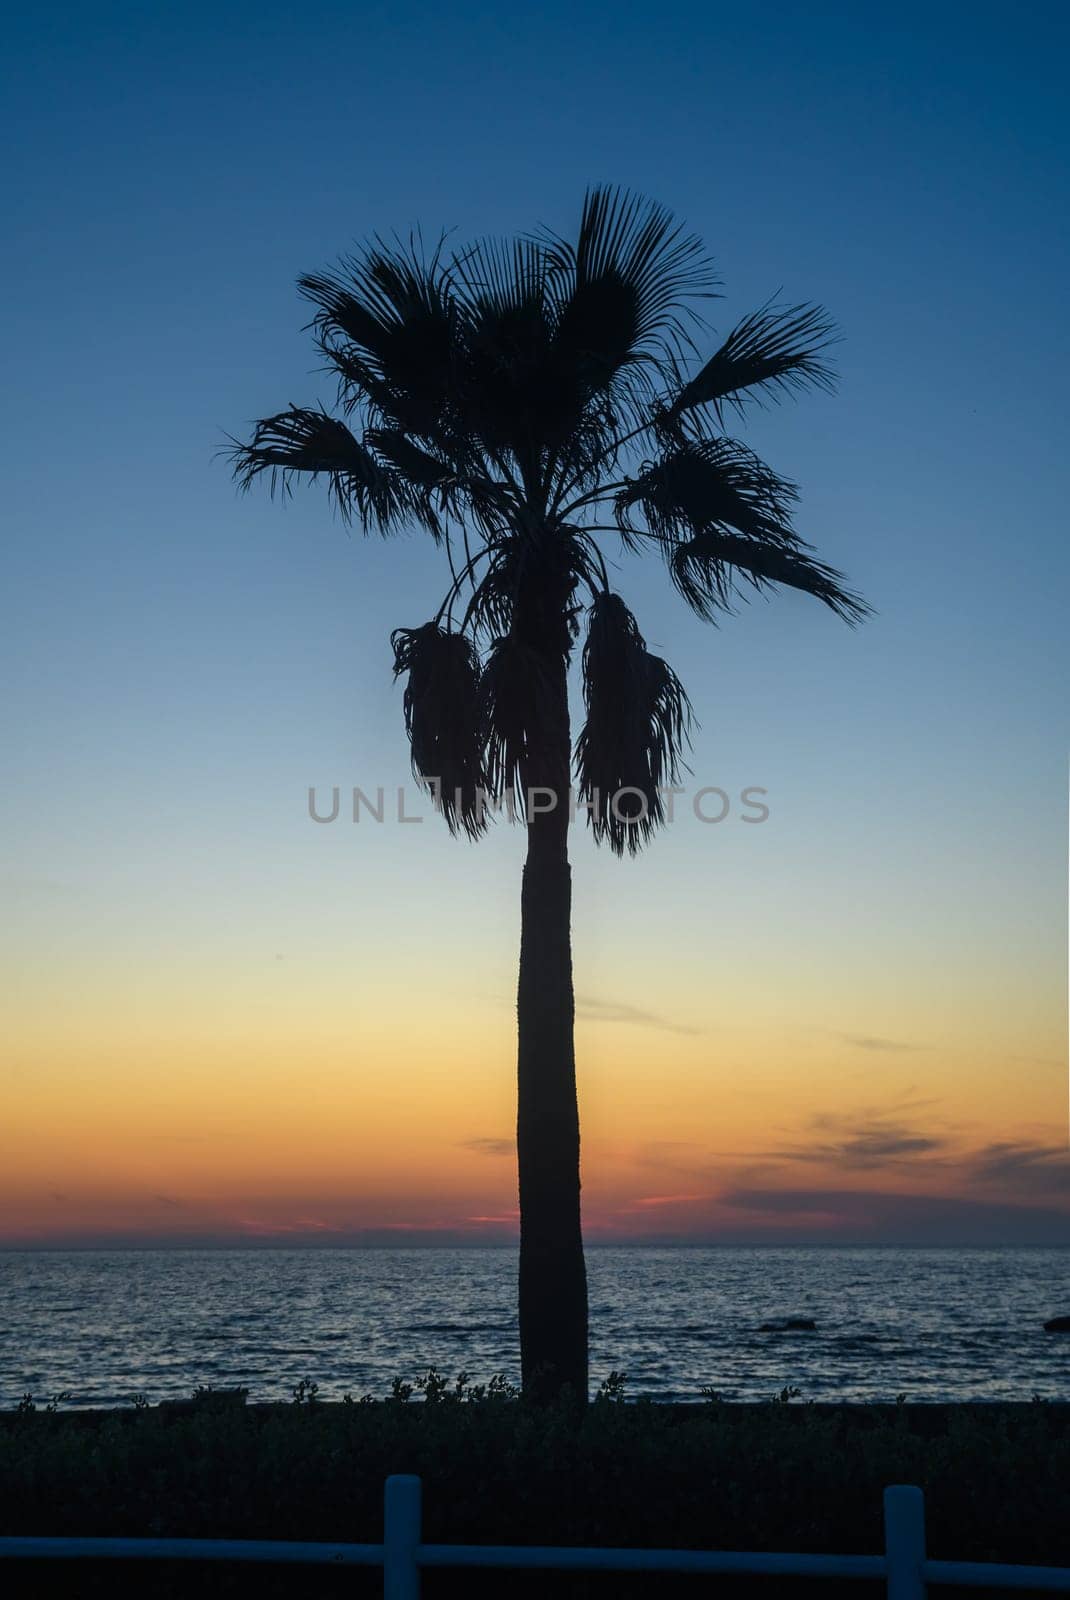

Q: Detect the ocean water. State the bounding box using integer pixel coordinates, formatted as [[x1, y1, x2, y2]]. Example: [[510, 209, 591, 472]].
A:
[[1, 1246, 1068, 1408]]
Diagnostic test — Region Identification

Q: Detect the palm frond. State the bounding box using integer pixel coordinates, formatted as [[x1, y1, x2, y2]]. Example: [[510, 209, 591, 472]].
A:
[[463, 524, 598, 650], [449, 235, 579, 474], [614, 438, 868, 623], [364, 428, 451, 483], [615, 438, 801, 549], [665, 300, 837, 427], [366, 428, 460, 512], [479, 633, 559, 815], [575, 592, 692, 855], [451, 235, 550, 322], [299, 235, 460, 445], [495, 187, 719, 500], [670, 530, 871, 624], [391, 623, 488, 837], [231, 192, 869, 831], [229, 405, 419, 533], [541, 186, 717, 364], [462, 547, 517, 640]]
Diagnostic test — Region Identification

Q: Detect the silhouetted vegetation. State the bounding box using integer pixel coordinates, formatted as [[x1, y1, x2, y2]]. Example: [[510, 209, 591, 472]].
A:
[[228, 188, 868, 1402], [2, 1375, 1066, 1598]]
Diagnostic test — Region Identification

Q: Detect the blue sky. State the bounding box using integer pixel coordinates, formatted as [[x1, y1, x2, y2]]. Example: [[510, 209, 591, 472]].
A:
[[2, 0, 1067, 1243]]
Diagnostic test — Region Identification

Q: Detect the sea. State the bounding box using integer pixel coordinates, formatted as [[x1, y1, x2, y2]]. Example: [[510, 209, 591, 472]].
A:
[[1, 1246, 1068, 1408]]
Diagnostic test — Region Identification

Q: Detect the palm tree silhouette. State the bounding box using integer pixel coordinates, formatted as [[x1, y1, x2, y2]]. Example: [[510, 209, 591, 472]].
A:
[[230, 187, 868, 1404]]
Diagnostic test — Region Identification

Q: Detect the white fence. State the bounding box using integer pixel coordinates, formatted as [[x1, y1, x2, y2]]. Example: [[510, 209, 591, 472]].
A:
[[2, 1478, 1069, 1597]]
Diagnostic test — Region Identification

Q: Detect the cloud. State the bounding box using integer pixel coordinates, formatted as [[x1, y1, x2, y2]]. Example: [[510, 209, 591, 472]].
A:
[[837, 1133, 943, 1161], [967, 1142, 1070, 1197], [781, 1129, 947, 1167], [719, 1185, 1070, 1244], [770, 1110, 1068, 1203], [830, 1032, 919, 1053], [1, 873, 78, 896], [461, 1137, 513, 1157], [772, 1106, 950, 1170], [237, 1217, 338, 1234], [575, 994, 701, 1035], [631, 1140, 708, 1172]]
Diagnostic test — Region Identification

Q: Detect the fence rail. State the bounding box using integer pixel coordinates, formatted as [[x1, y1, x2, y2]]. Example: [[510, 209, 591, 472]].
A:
[[1, 1478, 1067, 1597]]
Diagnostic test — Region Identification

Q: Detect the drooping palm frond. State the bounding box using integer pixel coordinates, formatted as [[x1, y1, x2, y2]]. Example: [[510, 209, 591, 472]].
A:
[[670, 529, 871, 624], [614, 438, 869, 624], [479, 632, 560, 816], [229, 405, 423, 534], [663, 300, 838, 429], [391, 623, 488, 836], [458, 543, 517, 640], [575, 592, 692, 855], [615, 438, 801, 549]]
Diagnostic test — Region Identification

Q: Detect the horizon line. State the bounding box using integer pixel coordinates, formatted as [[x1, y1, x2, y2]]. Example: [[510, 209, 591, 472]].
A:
[[2, 1239, 1068, 1252]]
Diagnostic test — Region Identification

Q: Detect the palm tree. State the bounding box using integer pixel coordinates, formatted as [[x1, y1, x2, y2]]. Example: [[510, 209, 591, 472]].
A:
[[230, 187, 868, 1404]]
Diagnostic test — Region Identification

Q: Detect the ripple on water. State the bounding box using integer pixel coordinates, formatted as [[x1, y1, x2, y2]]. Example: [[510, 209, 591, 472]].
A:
[[2, 1246, 1068, 1406]]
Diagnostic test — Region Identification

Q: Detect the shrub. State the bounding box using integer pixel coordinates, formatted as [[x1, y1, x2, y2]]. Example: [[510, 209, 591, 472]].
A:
[[1, 1375, 1066, 1599]]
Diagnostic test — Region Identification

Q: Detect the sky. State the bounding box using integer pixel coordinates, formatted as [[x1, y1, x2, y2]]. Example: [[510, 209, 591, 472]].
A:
[[2, 0, 1067, 1248]]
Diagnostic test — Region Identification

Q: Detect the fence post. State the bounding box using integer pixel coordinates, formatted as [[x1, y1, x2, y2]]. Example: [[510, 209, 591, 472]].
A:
[[384, 1475, 422, 1600], [884, 1485, 926, 1600]]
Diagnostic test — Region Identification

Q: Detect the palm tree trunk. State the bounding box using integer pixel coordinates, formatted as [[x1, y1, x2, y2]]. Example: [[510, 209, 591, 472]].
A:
[[516, 654, 589, 1404]]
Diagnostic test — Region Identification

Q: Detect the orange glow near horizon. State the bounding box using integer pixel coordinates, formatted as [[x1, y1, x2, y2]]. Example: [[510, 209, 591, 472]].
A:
[[4, 968, 1065, 1245]]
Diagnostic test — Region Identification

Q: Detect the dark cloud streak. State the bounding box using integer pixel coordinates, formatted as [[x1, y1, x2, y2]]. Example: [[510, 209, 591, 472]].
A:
[[460, 1137, 513, 1157], [719, 1185, 1070, 1244], [968, 1142, 1069, 1197], [575, 994, 701, 1035], [830, 1032, 919, 1053]]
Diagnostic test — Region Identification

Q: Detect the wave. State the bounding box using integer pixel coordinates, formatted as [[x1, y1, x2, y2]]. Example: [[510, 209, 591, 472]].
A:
[[402, 1321, 516, 1334]]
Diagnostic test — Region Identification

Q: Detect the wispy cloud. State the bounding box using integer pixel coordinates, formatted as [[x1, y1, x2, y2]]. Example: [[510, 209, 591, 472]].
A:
[[1, 873, 78, 896], [967, 1141, 1069, 1197], [771, 1103, 950, 1170], [461, 1137, 513, 1157], [238, 1217, 338, 1235], [631, 1140, 707, 1172], [719, 1185, 1070, 1243], [575, 994, 701, 1035], [829, 1031, 919, 1053]]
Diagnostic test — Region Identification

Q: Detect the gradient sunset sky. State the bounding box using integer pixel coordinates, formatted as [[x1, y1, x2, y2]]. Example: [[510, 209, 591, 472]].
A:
[[3, 0, 1067, 1248]]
